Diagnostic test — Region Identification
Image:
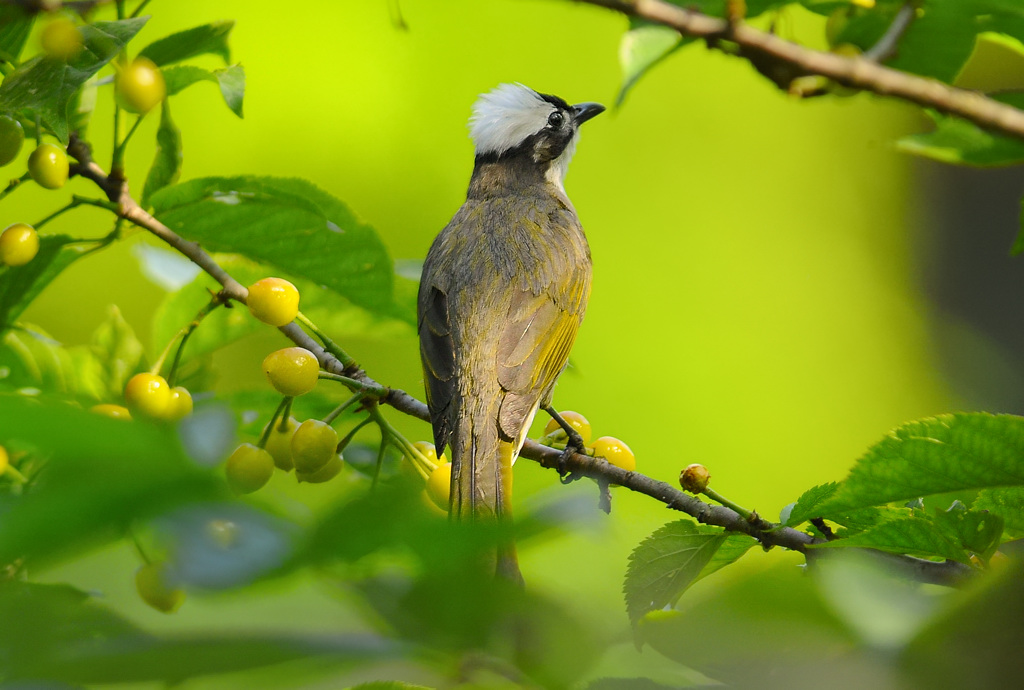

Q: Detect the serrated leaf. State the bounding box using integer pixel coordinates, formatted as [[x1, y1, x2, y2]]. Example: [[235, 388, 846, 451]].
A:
[[149, 177, 400, 318], [142, 101, 182, 208], [0, 17, 148, 142], [933, 502, 1003, 560], [898, 94, 1024, 168], [818, 413, 1024, 516], [695, 533, 757, 580], [138, 20, 233, 66], [160, 64, 245, 117], [624, 519, 727, 625], [87, 305, 145, 401], [786, 482, 840, 526], [810, 515, 972, 563], [0, 235, 91, 328], [0, 325, 103, 400], [974, 486, 1024, 537], [0, 5, 34, 64], [150, 255, 412, 368]]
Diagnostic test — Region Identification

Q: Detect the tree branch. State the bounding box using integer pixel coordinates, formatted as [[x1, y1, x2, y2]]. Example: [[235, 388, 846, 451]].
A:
[[578, 0, 1024, 141]]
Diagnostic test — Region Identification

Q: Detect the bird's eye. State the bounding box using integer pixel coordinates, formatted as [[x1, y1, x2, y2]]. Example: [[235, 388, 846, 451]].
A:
[[547, 111, 564, 128]]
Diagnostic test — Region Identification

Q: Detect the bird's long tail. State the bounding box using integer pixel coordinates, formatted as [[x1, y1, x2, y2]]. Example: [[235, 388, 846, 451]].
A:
[[450, 395, 522, 583]]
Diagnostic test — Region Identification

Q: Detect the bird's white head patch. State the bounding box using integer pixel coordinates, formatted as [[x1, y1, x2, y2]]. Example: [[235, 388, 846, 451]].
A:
[[469, 83, 559, 157]]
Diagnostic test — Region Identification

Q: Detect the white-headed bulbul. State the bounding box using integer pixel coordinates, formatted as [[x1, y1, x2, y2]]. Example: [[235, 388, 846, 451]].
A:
[[418, 83, 604, 580]]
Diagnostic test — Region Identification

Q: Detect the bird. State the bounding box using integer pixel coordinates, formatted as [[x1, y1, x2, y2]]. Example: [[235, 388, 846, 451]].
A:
[[417, 83, 604, 580]]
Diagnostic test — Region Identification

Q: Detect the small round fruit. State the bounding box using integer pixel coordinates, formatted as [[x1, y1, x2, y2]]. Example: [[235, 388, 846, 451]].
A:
[[27, 143, 69, 190], [163, 386, 193, 421], [543, 411, 592, 446], [591, 436, 636, 473], [225, 443, 274, 494], [246, 278, 300, 327], [680, 463, 710, 494], [425, 462, 452, 511], [264, 415, 299, 471], [297, 453, 343, 483], [206, 519, 239, 548], [115, 57, 166, 115], [0, 223, 39, 266], [262, 347, 319, 396], [413, 440, 448, 466], [40, 17, 83, 61], [0, 115, 24, 167], [135, 562, 185, 613], [123, 373, 172, 419], [91, 403, 132, 420], [290, 419, 338, 473], [0, 446, 8, 475]]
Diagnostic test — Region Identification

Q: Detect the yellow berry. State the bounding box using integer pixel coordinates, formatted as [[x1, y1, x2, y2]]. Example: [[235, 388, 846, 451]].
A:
[[591, 436, 636, 473], [0, 446, 8, 475], [225, 443, 274, 494], [297, 453, 343, 483], [123, 373, 172, 419], [40, 17, 83, 61], [413, 440, 448, 466], [246, 277, 300, 327], [91, 403, 132, 420], [262, 347, 319, 396], [116, 57, 166, 115], [0, 223, 39, 267], [163, 386, 193, 421], [264, 415, 298, 471], [135, 562, 185, 613], [543, 410, 592, 446], [425, 462, 452, 511], [290, 419, 338, 474], [27, 143, 68, 190]]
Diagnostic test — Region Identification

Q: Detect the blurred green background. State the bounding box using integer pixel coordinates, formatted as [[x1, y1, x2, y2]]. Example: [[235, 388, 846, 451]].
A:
[[8, 0, 1024, 685]]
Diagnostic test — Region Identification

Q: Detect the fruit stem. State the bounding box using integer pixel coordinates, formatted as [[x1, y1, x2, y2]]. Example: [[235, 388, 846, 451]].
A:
[[128, 526, 151, 565], [0, 172, 30, 204], [322, 393, 364, 425], [335, 417, 373, 455], [366, 403, 432, 479], [163, 292, 228, 385], [295, 311, 356, 369], [701, 486, 755, 521], [373, 429, 388, 490], [131, 0, 153, 18], [318, 371, 387, 397], [259, 397, 292, 449], [35, 197, 88, 229]]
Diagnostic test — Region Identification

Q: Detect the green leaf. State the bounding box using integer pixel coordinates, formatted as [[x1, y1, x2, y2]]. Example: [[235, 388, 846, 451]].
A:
[[617, 21, 685, 107], [0, 5, 34, 64], [142, 101, 183, 208], [138, 20, 233, 66], [160, 64, 245, 117], [0, 395, 223, 568], [786, 481, 840, 526], [0, 325, 102, 399], [695, 533, 758, 580], [933, 500, 1004, 560], [810, 515, 972, 563], [974, 486, 1024, 536], [151, 255, 412, 367], [0, 235, 91, 328], [623, 519, 728, 625], [0, 17, 148, 142], [898, 94, 1024, 168], [149, 177, 400, 317], [86, 305, 146, 401], [818, 413, 1024, 516]]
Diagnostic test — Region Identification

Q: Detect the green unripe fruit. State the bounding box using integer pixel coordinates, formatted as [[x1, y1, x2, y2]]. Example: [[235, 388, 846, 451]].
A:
[[264, 415, 299, 471], [0, 115, 24, 167], [246, 277, 300, 327], [28, 143, 69, 189], [0, 223, 40, 267], [116, 57, 166, 115], [40, 17, 83, 61], [290, 420, 339, 473], [135, 562, 185, 613], [262, 347, 320, 396], [123, 373, 172, 419], [297, 453, 343, 483], [225, 443, 274, 494]]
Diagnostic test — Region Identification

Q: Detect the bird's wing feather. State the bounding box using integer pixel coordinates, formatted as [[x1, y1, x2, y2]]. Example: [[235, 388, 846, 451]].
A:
[[418, 284, 456, 453]]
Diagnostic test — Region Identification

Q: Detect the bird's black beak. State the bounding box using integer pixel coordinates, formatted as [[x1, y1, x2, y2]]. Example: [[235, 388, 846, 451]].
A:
[[572, 102, 605, 125]]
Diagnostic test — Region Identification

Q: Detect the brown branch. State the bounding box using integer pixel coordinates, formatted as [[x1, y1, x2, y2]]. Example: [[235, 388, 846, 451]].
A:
[[579, 0, 1024, 141], [66, 133, 974, 589]]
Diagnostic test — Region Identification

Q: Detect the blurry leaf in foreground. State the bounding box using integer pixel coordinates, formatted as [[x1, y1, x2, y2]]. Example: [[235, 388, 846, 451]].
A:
[[0, 395, 223, 568], [974, 486, 1024, 537], [0, 236, 91, 328], [177, 402, 237, 467], [898, 94, 1024, 168]]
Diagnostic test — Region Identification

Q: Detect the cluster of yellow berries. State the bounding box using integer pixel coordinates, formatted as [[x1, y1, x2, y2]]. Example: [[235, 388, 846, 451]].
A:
[[90, 372, 194, 424], [541, 410, 636, 474]]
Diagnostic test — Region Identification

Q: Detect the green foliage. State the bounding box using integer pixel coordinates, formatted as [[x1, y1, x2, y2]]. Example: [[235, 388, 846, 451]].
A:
[[0, 235, 92, 328], [161, 64, 246, 117], [0, 5, 34, 64], [898, 94, 1024, 168], [142, 101, 183, 207], [0, 17, 148, 142], [138, 20, 234, 66]]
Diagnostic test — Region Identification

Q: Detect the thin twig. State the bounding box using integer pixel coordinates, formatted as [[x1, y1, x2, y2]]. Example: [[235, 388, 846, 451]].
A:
[[863, 2, 918, 63], [578, 0, 1024, 141]]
